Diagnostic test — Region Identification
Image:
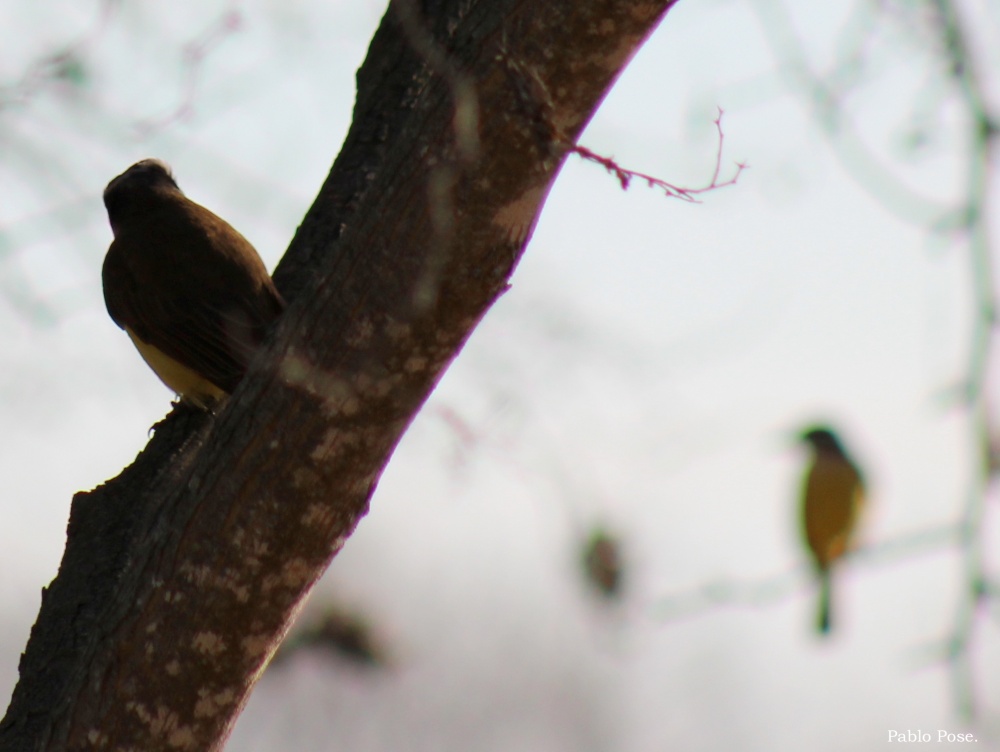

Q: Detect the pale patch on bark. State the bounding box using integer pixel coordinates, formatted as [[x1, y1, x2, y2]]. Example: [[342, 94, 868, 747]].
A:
[[86, 729, 107, 745], [191, 632, 227, 656], [292, 465, 321, 490], [404, 355, 428, 373], [179, 562, 212, 586], [301, 502, 336, 528], [371, 374, 401, 398], [383, 317, 412, 342], [278, 350, 358, 417], [193, 687, 236, 719], [280, 557, 312, 588], [241, 633, 271, 660], [230, 584, 251, 603], [178, 562, 250, 603], [308, 425, 366, 464], [167, 725, 196, 749], [229, 529, 269, 573], [344, 317, 376, 348], [261, 557, 311, 593], [127, 703, 194, 749]]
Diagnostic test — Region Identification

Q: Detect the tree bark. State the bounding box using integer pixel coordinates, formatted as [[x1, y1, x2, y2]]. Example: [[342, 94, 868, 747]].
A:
[[0, 1, 676, 749]]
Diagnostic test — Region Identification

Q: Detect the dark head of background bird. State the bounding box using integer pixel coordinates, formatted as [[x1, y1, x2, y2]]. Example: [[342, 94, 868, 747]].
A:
[[103, 159, 183, 235], [800, 426, 846, 456]]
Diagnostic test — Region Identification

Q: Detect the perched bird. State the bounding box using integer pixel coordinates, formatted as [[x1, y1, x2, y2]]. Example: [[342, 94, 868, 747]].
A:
[[798, 426, 866, 635], [102, 159, 285, 409]]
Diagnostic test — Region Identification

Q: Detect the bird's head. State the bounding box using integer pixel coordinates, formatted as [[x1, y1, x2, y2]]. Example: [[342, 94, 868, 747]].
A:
[[799, 426, 845, 455], [103, 159, 182, 235]]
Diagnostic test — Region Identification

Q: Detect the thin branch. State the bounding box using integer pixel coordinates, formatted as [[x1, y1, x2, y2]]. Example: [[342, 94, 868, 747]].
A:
[[650, 523, 962, 623], [749, 0, 954, 224], [569, 108, 748, 202], [133, 6, 244, 136], [0, 0, 116, 109]]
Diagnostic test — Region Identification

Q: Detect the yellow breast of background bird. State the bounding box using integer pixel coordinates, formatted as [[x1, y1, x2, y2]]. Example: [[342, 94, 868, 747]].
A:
[[802, 459, 864, 568]]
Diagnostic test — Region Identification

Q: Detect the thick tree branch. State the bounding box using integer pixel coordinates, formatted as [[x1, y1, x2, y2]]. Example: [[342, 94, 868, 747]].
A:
[[1, 1, 676, 749]]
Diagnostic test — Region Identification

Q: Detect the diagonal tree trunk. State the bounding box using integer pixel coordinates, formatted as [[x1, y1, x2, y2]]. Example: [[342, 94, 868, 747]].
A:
[[0, 1, 677, 749]]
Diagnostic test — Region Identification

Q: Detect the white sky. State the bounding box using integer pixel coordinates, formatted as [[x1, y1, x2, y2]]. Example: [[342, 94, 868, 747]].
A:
[[2, 0, 999, 750]]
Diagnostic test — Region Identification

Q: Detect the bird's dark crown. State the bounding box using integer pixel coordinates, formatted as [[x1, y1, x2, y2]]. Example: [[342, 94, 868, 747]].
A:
[[103, 159, 183, 232], [800, 426, 845, 454], [104, 158, 179, 198]]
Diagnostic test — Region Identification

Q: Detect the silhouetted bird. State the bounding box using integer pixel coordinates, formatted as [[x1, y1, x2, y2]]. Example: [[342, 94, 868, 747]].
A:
[[102, 158, 285, 409]]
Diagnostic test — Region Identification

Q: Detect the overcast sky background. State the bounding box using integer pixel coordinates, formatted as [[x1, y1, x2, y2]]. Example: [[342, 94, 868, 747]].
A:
[[2, 0, 999, 750]]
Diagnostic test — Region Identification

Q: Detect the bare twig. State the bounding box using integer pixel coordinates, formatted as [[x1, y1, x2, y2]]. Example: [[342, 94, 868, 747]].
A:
[[650, 523, 963, 623], [134, 7, 244, 136], [569, 109, 747, 202]]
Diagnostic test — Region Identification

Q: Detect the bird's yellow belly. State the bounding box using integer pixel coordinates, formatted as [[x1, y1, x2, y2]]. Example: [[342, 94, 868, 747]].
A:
[[125, 326, 227, 410]]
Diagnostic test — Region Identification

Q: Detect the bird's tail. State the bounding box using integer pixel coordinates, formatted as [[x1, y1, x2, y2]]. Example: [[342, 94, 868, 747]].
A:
[[817, 569, 833, 635]]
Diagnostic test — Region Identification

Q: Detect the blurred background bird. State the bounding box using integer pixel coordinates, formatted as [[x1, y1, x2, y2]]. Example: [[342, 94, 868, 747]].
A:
[[272, 602, 391, 670], [798, 426, 866, 636], [580, 524, 625, 602]]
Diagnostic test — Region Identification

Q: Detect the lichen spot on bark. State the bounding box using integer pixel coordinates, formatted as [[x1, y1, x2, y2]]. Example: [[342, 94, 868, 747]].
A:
[[301, 502, 337, 529], [191, 631, 227, 656], [194, 687, 236, 719], [241, 632, 271, 660]]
